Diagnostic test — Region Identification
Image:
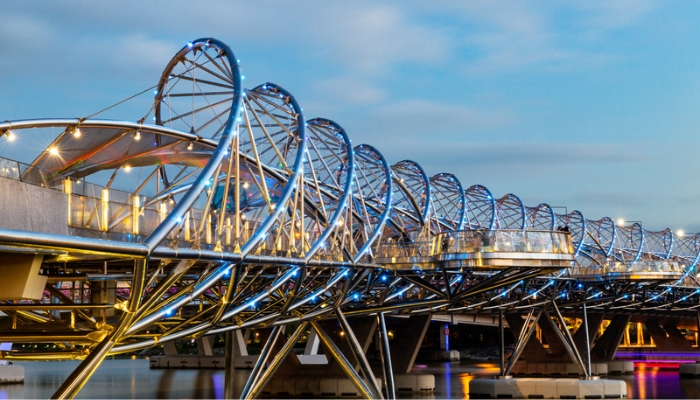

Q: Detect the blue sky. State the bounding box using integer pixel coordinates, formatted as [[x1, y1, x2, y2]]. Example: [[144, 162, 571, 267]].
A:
[[2, 1, 700, 233]]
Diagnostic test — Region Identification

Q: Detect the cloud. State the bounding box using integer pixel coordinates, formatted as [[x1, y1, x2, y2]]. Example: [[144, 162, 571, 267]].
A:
[[421, 0, 656, 75]]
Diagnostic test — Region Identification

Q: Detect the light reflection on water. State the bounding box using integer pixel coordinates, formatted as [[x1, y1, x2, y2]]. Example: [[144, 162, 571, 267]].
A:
[[3, 359, 700, 399]]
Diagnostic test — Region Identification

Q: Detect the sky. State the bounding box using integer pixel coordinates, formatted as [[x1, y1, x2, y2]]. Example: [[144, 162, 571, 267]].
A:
[[2, 1, 700, 233]]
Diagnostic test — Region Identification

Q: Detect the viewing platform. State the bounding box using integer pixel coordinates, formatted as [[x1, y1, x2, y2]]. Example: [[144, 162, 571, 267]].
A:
[[570, 260, 684, 281], [375, 229, 575, 270]]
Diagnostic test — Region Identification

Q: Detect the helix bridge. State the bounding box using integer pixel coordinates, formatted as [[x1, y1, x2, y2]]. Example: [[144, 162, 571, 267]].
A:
[[0, 37, 697, 398]]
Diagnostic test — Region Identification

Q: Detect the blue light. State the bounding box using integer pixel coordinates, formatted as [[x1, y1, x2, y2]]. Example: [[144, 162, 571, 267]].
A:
[[381, 275, 387, 282], [353, 293, 359, 300], [187, 42, 193, 48], [292, 270, 297, 277]]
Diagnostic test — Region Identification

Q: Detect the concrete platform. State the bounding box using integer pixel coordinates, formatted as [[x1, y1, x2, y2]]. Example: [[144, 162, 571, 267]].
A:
[[262, 374, 434, 397], [0, 364, 24, 383], [469, 377, 626, 399], [149, 355, 225, 369], [679, 362, 700, 377], [512, 361, 616, 376], [608, 361, 634, 375]]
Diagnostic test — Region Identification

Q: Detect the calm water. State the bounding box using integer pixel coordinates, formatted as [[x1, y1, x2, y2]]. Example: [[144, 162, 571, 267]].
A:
[[2, 359, 700, 399]]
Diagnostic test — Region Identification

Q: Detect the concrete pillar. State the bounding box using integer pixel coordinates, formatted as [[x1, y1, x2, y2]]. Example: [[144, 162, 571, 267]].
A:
[[224, 331, 235, 399], [390, 314, 431, 374], [0, 253, 46, 300], [304, 329, 320, 355], [234, 330, 249, 356], [505, 313, 549, 363], [663, 322, 693, 350], [645, 320, 693, 351], [90, 281, 116, 318], [573, 313, 604, 357], [327, 316, 377, 375], [162, 341, 178, 356], [536, 317, 568, 359], [196, 335, 214, 356], [591, 314, 630, 361]]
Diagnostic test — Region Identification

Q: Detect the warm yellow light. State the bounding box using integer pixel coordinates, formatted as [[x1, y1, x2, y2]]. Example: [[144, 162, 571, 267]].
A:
[[187, 142, 194, 151], [242, 181, 250, 189], [677, 230, 685, 238], [123, 165, 132, 172], [5, 130, 16, 142], [617, 218, 625, 226], [134, 130, 141, 141], [73, 127, 81, 138], [49, 147, 59, 156]]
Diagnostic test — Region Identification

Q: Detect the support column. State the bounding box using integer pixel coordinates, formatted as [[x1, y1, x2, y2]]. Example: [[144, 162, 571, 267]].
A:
[[337, 310, 383, 399], [591, 314, 630, 361], [224, 331, 236, 399], [390, 314, 431, 374], [325, 316, 377, 374], [239, 326, 285, 399], [505, 309, 543, 376], [645, 319, 693, 351], [499, 309, 505, 376], [196, 336, 214, 356], [248, 323, 308, 399], [312, 321, 374, 399], [573, 312, 604, 359], [162, 341, 178, 356], [51, 258, 147, 399], [378, 313, 395, 400], [505, 312, 549, 363]]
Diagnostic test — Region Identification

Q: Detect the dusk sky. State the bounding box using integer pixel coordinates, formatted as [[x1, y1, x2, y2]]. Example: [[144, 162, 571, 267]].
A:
[[2, 1, 700, 233]]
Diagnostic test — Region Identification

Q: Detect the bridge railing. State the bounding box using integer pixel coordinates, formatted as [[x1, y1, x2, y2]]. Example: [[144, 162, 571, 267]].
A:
[[436, 229, 574, 255], [569, 259, 683, 280], [375, 229, 574, 269], [376, 240, 433, 259]]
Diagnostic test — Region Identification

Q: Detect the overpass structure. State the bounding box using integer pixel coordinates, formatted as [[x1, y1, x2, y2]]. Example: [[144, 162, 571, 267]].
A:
[[0, 38, 698, 399]]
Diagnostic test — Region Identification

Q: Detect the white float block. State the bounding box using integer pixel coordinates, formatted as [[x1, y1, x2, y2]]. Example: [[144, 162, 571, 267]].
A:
[[602, 379, 627, 398], [545, 363, 564, 376], [320, 378, 338, 397], [234, 355, 258, 369], [608, 361, 634, 375], [0, 365, 24, 383], [512, 361, 527, 375], [565, 363, 582, 376], [394, 374, 435, 392], [416, 374, 435, 391], [591, 362, 608, 376], [535, 363, 548, 375], [470, 378, 626, 399], [468, 378, 498, 398], [679, 363, 700, 377], [280, 378, 296, 397], [516, 378, 540, 397], [338, 379, 363, 397]]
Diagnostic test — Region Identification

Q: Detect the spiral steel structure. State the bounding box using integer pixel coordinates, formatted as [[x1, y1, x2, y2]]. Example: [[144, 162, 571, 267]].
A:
[[0, 37, 697, 398]]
